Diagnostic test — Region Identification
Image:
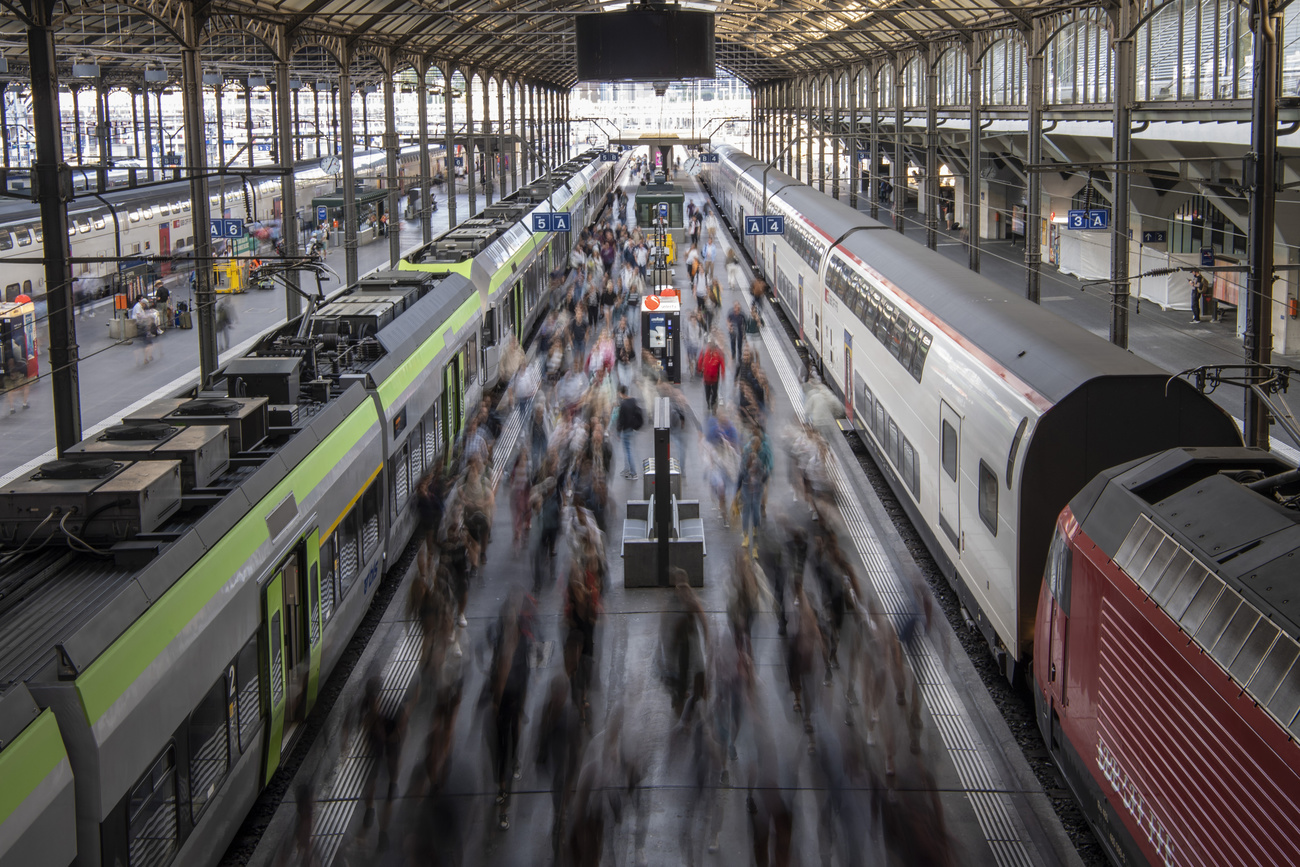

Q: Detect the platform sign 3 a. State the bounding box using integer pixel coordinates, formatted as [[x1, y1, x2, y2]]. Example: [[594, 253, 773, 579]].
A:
[[1067, 209, 1109, 230]]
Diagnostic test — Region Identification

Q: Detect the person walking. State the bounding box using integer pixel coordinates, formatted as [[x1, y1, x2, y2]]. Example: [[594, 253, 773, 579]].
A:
[[698, 340, 726, 414], [615, 385, 644, 479]]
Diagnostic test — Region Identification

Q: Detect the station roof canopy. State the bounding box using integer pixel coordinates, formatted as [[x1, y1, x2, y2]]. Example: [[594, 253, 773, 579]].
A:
[[0, 0, 1045, 91]]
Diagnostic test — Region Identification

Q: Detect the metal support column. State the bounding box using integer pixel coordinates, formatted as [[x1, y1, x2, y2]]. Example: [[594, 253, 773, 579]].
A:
[[143, 82, 154, 181], [245, 77, 255, 170], [848, 69, 858, 208], [805, 80, 814, 184], [180, 14, 218, 387], [1109, 2, 1135, 348], [72, 86, 83, 164], [967, 41, 981, 269], [1025, 21, 1044, 303], [894, 57, 906, 233], [1245, 0, 1279, 446], [818, 77, 826, 193], [95, 81, 109, 190], [466, 72, 477, 217], [26, 0, 80, 452], [339, 65, 359, 285], [869, 64, 879, 220], [384, 68, 401, 267], [292, 80, 301, 160], [417, 60, 432, 245], [925, 48, 938, 249], [130, 85, 140, 169], [443, 64, 457, 229], [509, 80, 519, 191], [832, 74, 841, 199], [276, 56, 301, 319], [482, 74, 493, 206], [497, 77, 507, 195]]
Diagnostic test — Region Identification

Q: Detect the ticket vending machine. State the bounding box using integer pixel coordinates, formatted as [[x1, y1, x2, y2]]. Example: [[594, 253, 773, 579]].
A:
[[640, 292, 681, 384]]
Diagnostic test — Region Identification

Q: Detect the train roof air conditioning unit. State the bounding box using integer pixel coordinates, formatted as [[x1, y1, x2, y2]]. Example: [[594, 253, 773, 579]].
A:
[[66, 423, 229, 492], [0, 456, 182, 547], [122, 396, 270, 455]]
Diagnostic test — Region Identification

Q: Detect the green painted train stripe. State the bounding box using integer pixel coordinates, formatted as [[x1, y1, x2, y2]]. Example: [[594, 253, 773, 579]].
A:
[[398, 259, 473, 278], [377, 291, 482, 408], [76, 403, 381, 726], [0, 710, 66, 827]]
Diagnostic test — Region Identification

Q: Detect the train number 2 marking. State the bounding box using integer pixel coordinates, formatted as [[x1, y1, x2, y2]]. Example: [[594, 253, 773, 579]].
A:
[[1097, 737, 1176, 866]]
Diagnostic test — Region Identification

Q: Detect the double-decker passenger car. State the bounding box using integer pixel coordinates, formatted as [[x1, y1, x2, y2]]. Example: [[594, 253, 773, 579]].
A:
[[704, 145, 1242, 680]]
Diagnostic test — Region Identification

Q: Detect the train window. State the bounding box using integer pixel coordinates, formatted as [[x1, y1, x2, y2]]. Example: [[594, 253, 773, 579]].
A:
[[1248, 637, 1300, 706], [903, 439, 919, 496], [900, 438, 915, 494], [874, 402, 885, 439], [425, 406, 442, 467], [1046, 528, 1072, 603], [130, 210, 142, 222], [977, 461, 998, 535], [410, 422, 425, 488], [128, 746, 179, 867], [1228, 618, 1279, 684], [33, 227, 41, 242], [888, 315, 907, 360], [181, 201, 191, 211], [393, 442, 410, 515], [361, 483, 381, 563], [319, 534, 337, 625], [235, 635, 260, 751], [188, 675, 230, 822], [16, 228, 32, 246], [77, 221, 91, 233], [143, 207, 154, 219], [4, 283, 17, 301], [887, 419, 900, 468], [337, 511, 360, 601], [94, 216, 106, 230], [941, 421, 957, 481], [0, 232, 12, 251], [464, 334, 479, 385], [482, 306, 497, 348]]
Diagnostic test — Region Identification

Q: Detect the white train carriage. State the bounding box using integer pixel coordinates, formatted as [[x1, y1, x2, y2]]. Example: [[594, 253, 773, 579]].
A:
[[705, 145, 1242, 680]]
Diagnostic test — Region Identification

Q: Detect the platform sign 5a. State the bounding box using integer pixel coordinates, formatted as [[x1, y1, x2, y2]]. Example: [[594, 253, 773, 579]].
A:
[[531, 212, 572, 233], [210, 218, 246, 239], [1067, 209, 1109, 230]]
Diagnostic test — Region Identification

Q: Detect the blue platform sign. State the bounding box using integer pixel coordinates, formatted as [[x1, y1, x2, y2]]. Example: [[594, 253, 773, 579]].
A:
[[765, 215, 785, 235], [657, 202, 669, 220], [531, 212, 572, 233], [700, 153, 719, 163], [1201, 246, 1215, 267], [1067, 209, 1109, 230], [316, 205, 328, 225], [744, 216, 765, 236], [600, 151, 619, 162], [1142, 230, 1167, 244], [210, 218, 246, 239], [454, 156, 464, 168]]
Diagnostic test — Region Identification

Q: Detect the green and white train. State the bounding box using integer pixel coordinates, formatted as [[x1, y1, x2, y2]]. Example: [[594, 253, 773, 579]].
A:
[[0, 146, 626, 867]]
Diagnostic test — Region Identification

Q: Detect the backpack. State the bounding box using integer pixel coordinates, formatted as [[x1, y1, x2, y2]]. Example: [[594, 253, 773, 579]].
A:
[[625, 400, 644, 431]]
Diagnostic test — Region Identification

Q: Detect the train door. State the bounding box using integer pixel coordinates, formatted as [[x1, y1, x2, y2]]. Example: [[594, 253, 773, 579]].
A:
[[511, 281, 525, 339], [797, 273, 805, 340], [1043, 530, 1072, 749], [159, 224, 172, 275], [260, 532, 323, 783], [843, 331, 853, 417], [938, 401, 962, 551], [440, 354, 462, 462]]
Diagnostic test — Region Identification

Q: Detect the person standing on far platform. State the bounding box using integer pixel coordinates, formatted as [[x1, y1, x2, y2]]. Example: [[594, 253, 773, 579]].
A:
[[1189, 269, 1207, 323]]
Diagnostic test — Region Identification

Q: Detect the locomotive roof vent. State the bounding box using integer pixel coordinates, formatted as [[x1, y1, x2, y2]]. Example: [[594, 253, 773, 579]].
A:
[[35, 457, 121, 480], [175, 398, 241, 416], [101, 423, 176, 441]]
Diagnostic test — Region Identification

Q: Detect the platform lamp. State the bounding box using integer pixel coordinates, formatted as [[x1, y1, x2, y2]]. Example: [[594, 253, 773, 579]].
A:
[[72, 56, 100, 78], [202, 70, 222, 86], [144, 65, 168, 83], [247, 74, 267, 89]]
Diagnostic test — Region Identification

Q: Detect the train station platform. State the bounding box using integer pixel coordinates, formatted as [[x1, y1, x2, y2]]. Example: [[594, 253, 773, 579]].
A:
[[0, 180, 513, 485], [240, 175, 1082, 867]]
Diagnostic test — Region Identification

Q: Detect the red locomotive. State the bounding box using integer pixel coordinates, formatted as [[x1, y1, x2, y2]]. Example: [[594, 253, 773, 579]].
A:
[[1036, 447, 1300, 867]]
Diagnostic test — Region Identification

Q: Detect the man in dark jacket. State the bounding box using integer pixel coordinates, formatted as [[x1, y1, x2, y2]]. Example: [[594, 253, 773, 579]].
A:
[[615, 385, 644, 479]]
